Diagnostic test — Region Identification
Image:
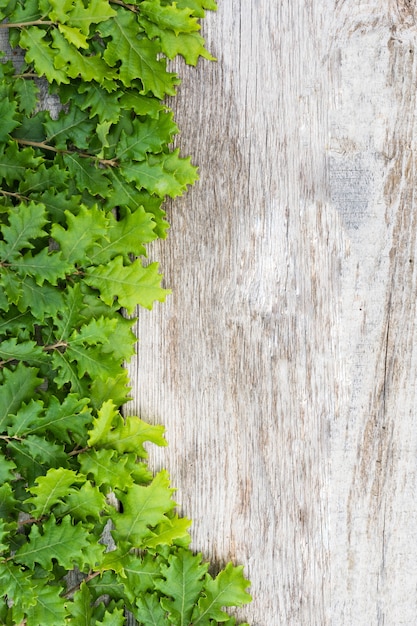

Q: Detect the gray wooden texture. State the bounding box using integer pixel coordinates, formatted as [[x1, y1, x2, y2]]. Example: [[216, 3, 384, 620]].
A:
[[127, 1, 417, 625]]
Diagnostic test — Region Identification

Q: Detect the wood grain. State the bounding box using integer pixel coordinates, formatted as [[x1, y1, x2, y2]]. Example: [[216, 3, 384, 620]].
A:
[[127, 1, 417, 624]]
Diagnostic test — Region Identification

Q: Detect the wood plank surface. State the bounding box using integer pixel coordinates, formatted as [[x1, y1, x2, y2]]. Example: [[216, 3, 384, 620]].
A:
[[127, 1, 417, 624]]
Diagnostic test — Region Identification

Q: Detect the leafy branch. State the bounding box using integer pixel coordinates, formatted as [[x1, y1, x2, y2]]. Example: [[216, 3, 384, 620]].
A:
[[0, 0, 251, 624]]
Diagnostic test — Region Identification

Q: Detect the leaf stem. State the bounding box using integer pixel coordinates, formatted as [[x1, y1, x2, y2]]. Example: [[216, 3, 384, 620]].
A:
[[0, 20, 54, 29], [63, 570, 101, 598], [14, 139, 117, 168], [110, 0, 138, 12]]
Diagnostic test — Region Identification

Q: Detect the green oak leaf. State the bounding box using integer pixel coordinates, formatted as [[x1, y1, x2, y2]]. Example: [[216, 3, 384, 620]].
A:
[[139, 0, 201, 35], [0, 363, 42, 431], [48, 0, 116, 35], [98, 9, 179, 97], [12, 248, 72, 286], [43, 106, 96, 150], [0, 97, 19, 142], [89, 206, 157, 263], [0, 561, 37, 623], [120, 149, 198, 198], [25, 583, 68, 626], [84, 256, 170, 313], [133, 593, 167, 625], [51, 205, 109, 264], [111, 470, 176, 546], [54, 481, 107, 521], [0, 141, 43, 186], [0, 201, 48, 261], [0, 454, 16, 482], [15, 514, 99, 571], [79, 448, 152, 492], [143, 515, 191, 549], [19, 27, 69, 84], [13, 76, 40, 115], [191, 563, 252, 624], [26, 468, 84, 518], [156, 549, 208, 625], [87, 400, 166, 456]]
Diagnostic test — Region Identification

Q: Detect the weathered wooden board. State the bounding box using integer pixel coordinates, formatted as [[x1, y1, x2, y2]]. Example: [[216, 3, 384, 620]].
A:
[[127, 1, 417, 624]]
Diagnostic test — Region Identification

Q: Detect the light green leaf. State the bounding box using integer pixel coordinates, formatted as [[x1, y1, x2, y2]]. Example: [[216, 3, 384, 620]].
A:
[[0, 141, 43, 186], [112, 470, 176, 546], [0, 362, 42, 431], [55, 481, 107, 521], [25, 582, 68, 626], [15, 514, 95, 571], [143, 515, 191, 549], [84, 256, 170, 313], [26, 468, 84, 518], [0, 97, 19, 142], [156, 549, 208, 625], [79, 448, 151, 492], [0, 337, 46, 365], [120, 149, 198, 198], [139, 0, 201, 35], [99, 9, 179, 96], [19, 27, 69, 84], [51, 205, 109, 264], [87, 400, 166, 456], [0, 201, 47, 261], [133, 593, 167, 625], [89, 206, 157, 263], [191, 563, 252, 624], [49, 0, 116, 34], [58, 23, 88, 49]]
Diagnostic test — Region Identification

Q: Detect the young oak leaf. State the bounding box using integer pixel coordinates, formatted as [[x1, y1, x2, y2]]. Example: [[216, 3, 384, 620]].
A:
[[26, 467, 84, 518], [54, 480, 108, 522], [14, 514, 102, 571], [19, 28, 69, 85], [98, 9, 179, 97], [79, 448, 138, 493], [25, 584, 68, 626], [133, 593, 167, 626], [139, 0, 201, 35], [111, 470, 176, 546], [156, 548, 209, 625], [142, 514, 191, 550], [87, 400, 166, 457], [114, 112, 178, 163], [191, 563, 252, 625], [84, 256, 170, 313], [48, 0, 116, 35], [0, 363, 42, 432], [51, 205, 109, 265], [51, 30, 114, 85], [0, 201, 48, 261], [0, 141, 43, 186], [120, 149, 198, 198], [89, 206, 158, 263]]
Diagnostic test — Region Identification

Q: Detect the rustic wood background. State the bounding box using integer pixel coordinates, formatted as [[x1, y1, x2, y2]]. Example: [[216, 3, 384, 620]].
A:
[[128, 1, 417, 624]]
